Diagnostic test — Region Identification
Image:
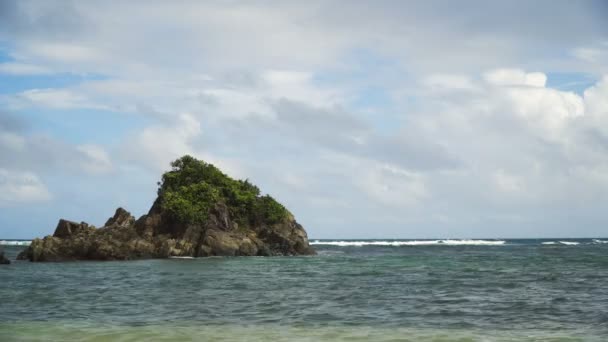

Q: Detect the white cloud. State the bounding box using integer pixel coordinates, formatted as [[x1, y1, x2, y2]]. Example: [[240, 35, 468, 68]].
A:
[[423, 74, 478, 91], [11, 88, 105, 110], [262, 69, 340, 107], [0, 125, 115, 177], [583, 76, 608, 135], [413, 70, 608, 210], [76, 144, 113, 174], [0, 131, 26, 151], [501, 86, 584, 141], [573, 47, 601, 62], [328, 156, 430, 208], [1, 1, 608, 238], [493, 169, 524, 194], [26, 43, 101, 63], [122, 113, 201, 171], [0, 168, 52, 205], [484, 69, 547, 87], [572, 43, 608, 67], [0, 62, 52, 75]]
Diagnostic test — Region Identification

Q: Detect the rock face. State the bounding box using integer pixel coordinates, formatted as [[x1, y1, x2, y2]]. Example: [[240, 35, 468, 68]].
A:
[[18, 206, 314, 262], [0, 248, 9, 264], [18, 156, 315, 262]]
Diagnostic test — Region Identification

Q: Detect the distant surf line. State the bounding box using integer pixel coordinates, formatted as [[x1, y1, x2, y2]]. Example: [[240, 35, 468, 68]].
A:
[[3, 239, 608, 247], [310, 240, 506, 246], [0, 240, 32, 246], [310, 239, 608, 246]]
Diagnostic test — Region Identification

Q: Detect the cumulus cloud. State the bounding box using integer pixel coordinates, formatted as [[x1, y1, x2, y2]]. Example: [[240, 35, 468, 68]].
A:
[[76, 145, 113, 174], [1, 1, 605, 77], [484, 69, 547, 87], [0, 112, 114, 177], [0, 1, 607, 238], [583, 76, 608, 134], [0, 168, 51, 205], [501, 85, 584, 141], [414, 69, 608, 211], [121, 113, 202, 171]]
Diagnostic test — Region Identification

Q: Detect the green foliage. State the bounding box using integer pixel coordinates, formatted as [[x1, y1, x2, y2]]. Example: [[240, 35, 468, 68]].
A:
[[255, 195, 290, 224], [158, 155, 289, 225]]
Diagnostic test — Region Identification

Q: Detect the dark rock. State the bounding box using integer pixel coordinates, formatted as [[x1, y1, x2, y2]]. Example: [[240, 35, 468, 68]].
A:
[[104, 207, 135, 228], [53, 219, 93, 239], [18, 203, 315, 262], [0, 248, 10, 264]]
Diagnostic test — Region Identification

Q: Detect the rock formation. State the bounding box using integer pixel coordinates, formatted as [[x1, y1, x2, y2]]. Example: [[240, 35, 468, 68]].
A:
[[18, 156, 315, 262], [0, 248, 9, 264]]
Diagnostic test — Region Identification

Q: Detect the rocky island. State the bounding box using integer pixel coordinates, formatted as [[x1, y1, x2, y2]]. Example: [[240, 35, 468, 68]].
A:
[[18, 156, 315, 261]]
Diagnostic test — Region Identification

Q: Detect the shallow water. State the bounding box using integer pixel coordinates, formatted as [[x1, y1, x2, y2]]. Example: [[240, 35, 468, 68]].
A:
[[1, 239, 608, 341]]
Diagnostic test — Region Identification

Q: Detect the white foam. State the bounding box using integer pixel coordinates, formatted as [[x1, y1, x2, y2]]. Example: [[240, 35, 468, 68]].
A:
[[593, 239, 608, 244], [542, 241, 557, 245], [0, 240, 31, 246], [438, 240, 506, 246], [169, 256, 195, 259], [558, 241, 579, 245], [310, 239, 506, 246]]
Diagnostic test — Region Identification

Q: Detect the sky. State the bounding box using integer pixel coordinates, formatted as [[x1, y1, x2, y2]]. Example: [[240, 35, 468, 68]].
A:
[[0, 0, 607, 239]]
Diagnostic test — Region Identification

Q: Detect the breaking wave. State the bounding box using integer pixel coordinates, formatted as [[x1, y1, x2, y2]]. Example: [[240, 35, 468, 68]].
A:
[[310, 240, 506, 246], [541, 240, 608, 245], [0, 240, 31, 246], [168, 256, 195, 259], [542, 241, 580, 246]]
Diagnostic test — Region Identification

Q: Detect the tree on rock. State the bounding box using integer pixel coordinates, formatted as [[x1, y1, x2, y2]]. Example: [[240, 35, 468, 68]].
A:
[[158, 155, 290, 227]]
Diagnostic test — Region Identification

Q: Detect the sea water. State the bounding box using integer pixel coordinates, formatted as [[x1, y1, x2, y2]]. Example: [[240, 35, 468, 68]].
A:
[[1, 239, 608, 341]]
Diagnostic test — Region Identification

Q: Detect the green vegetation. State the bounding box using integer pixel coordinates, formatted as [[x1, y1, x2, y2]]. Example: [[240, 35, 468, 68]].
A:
[[158, 155, 290, 226]]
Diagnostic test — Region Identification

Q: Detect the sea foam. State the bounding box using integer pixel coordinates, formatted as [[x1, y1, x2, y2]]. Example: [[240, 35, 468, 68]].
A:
[[310, 240, 506, 246], [0, 240, 31, 246], [168, 256, 195, 259], [542, 241, 581, 246]]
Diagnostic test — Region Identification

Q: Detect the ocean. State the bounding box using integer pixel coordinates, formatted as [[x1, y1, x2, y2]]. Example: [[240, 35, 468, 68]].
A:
[[1, 238, 608, 341]]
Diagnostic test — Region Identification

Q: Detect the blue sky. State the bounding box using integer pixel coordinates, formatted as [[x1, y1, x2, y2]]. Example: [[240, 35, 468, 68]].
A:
[[0, 0, 607, 239]]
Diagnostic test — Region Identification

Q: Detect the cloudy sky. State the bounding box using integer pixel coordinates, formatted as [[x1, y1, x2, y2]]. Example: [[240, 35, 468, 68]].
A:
[[0, 0, 607, 239]]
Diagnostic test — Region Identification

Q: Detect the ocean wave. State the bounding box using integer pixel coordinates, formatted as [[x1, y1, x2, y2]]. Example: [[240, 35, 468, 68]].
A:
[[593, 239, 608, 244], [168, 256, 195, 259], [0, 240, 31, 246], [542, 241, 580, 246], [558, 241, 580, 245], [310, 240, 506, 246]]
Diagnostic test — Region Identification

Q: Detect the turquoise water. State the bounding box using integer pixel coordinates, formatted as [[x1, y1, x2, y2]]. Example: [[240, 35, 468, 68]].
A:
[[1, 239, 608, 341]]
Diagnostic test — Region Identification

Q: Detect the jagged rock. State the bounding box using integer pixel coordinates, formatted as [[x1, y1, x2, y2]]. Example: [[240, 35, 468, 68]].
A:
[[104, 207, 135, 228], [0, 248, 10, 264], [18, 156, 315, 262], [53, 219, 93, 239]]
